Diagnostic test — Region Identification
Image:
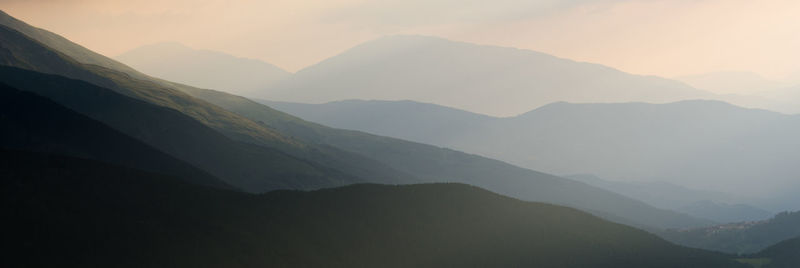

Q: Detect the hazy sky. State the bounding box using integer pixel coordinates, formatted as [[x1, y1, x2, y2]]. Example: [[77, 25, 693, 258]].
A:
[[2, 0, 799, 80]]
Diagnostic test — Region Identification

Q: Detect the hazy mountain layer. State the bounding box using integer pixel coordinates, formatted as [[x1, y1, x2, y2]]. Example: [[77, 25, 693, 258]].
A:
[[264, 99, 800, 205], [184, 80, 716, 230], [1, 150, 745, 268], [661, 211, 800, 254], [261, 35, 711, 117], [567, 174, 772, 223], [116, 42, 290, 96]]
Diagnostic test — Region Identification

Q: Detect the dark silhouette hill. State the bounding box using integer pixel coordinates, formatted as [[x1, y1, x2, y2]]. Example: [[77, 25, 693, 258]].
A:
[[753, 237, 800, 268], [1, 150, 745, 268]]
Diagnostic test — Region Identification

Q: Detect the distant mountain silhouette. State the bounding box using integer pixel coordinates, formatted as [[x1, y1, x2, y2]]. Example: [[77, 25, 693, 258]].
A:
[[1, 151, 746, 267], [116, 42, 289, 96], [567, 174, 772, 223], [261, 35, 712, 116], [264, 99, 800, 208], [661, 211, 800, 254]]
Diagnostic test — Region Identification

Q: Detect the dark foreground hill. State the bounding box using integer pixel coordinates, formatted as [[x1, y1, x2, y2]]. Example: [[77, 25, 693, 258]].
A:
[[752, 237, 800, 268], [1, 149, 744, 268]]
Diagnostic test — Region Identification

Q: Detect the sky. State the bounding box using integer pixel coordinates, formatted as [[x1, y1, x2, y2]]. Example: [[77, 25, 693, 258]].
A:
[[2, 0, 799, 80]]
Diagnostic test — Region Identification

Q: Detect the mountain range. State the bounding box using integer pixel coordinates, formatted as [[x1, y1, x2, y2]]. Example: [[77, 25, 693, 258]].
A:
[[2, 8, 798, 267], [0, 9, 712, 231]]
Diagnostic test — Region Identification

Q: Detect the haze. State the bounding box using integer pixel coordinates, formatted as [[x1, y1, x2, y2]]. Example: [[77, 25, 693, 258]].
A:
[[3, 0, 800, 81]]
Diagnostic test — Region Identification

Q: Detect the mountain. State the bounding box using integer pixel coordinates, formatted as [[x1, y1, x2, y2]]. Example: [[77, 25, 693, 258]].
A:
[[660, 211, 800, 254], [567, 174, 772, 223], [263, 99, 800, 207], [115, 42, 289, 96], [2, 150, 746, 267], [752, 237, 800, 268], [0, 10, 711, 230], [261, 35, 711, 117], [0, 83, 227, 189]]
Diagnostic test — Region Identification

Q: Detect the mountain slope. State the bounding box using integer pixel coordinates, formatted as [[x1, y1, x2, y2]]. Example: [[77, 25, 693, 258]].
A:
[[1, 150, 745, 268], [0, 16, 412, 192], [115, 42, 289, 96], [262, 35, 711, 116], [262, 99, 495, 144], [0, 83, 226, 188], [0, 10, 136, 73], [263, 99, 800, 204], [0, 66, 364, 191]]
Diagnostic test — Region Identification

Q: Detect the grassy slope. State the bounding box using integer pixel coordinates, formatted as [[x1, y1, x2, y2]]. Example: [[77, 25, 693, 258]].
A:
[[0, 66, 363, 191], [1, 149, 745, 268], [0, 83, 227, 188]]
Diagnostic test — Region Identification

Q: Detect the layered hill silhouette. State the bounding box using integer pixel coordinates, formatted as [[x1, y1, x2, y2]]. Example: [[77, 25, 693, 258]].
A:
[[264, 99, 800, 209], [116, 42, 289, 96], [567, 174, 772, 223], [260, 35, 711, 116], [0, 10, 711, 230], [1, 150, 745, 268]]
